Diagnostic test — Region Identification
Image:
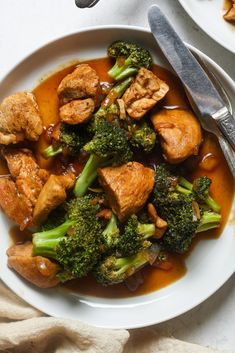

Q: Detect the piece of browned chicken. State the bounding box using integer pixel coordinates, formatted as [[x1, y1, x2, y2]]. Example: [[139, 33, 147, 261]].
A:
[[98, 162, 155, 222], [0, 92, 43, 145], [151, 108, 202, 164], [33, 173, 76, 225], [57, 64, 100, 105], [0, 148, 49, 229], [59, 98, 95, 124], [224, 1, 235, 23], [122, 67, 169, 120], [7, 243, 59, 288]]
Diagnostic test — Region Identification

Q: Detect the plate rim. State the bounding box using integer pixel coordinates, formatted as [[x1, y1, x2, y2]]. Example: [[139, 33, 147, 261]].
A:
[[0, 24, 234, 329], [177, 0, 235, 54]]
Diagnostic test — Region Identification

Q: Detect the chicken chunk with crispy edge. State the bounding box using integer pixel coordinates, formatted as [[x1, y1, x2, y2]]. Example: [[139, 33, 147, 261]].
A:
[[122, 67, 169, 120], [0, 92, 43, 145], [98, 162, 155, 222], [7, 243, 59, 288], [57, 64, 101, 106], [151, 108, 202, 164], [0, 148, 49, 229], [33, 173, 76, 225], [59, 98, 95, 125]]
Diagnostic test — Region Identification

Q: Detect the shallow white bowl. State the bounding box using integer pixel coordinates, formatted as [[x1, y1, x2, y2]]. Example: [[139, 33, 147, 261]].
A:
[[178, 0, 235, 54], [0, 26, 234, 329]]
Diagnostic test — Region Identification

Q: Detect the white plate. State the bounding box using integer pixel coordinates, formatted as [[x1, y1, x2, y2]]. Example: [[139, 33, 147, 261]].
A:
[[0, 26, 234, 329], [178, 0, 235, 54]]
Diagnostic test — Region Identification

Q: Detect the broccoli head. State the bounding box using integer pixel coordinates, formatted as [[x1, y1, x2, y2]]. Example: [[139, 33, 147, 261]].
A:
[[193, 176, 221, 213], [116, 215, 155, 256], [84, 119, 132, 163], [74, 120, 133, 197], [93, 245, 159, 286], [130, 122, 156, 153], [33, 195, 104, 282], [153, 164, 222, 254], [177, 176, 221, 213], [108, 41, 153, 81], [153, 164, 177, 205], [158, 193, 200, 254], [43, 123, 87, 159]]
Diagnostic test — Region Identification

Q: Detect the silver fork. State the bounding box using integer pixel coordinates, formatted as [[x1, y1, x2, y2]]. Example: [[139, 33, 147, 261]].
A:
[[192, 52, 235, 178], [75, 0, 100, 8]]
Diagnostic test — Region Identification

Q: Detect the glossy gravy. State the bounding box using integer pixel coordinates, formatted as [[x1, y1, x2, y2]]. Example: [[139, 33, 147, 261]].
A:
[[5, 58, 234, 298]]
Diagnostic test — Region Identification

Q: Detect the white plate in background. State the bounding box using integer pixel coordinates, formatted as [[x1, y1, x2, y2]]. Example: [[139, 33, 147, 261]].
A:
[[0, 26, 234, 329], [178, 0, 235, 54]]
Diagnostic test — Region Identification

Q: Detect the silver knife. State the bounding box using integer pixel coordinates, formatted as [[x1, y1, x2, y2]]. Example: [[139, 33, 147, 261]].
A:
[[148, 5, 235, 176]]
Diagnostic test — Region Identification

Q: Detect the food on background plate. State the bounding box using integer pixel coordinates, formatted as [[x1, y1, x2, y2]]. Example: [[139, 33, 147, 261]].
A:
[[0, 40, 232, 296], [223, 0, 235, 23]]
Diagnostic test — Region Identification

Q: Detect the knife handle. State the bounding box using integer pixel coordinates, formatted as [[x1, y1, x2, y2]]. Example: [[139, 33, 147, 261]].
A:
[[214, 108, 235, 152], [218, 135, 235, 179]]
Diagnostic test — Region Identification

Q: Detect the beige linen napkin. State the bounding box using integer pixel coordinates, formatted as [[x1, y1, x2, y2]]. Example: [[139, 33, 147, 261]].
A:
[[0, 282, 234, 353]]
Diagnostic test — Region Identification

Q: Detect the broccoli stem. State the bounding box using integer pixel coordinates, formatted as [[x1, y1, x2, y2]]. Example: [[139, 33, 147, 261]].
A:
[[102, 77, 133, 108], [137, 223, 156, 238], [108, 56, 137, 81], [114, 251, 149, 276], [43, 145, 63, 159], [32, 220, 75, 259], [196, 211, 221, 233], [204, 196, 221, 214], [102, 214, 119, 248], [175, 185, 191, 196], [178, 177, 193, 191], [93, 77, 133, 122], [178, 177, 221, 213], [74, 154, 103, 197]]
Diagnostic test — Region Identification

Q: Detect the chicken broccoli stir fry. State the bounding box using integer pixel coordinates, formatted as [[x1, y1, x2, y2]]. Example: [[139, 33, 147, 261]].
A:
[[0, 40, 226, 292]]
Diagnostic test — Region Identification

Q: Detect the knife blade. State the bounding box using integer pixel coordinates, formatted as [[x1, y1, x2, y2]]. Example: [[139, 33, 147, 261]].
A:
[[148, 5, 235, 153]]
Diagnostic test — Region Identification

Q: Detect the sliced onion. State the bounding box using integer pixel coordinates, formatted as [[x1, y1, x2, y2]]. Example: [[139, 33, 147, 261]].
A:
[[124, 271, 144, 292], [192, 200, 201, 221], [148, 243, 160, 265]]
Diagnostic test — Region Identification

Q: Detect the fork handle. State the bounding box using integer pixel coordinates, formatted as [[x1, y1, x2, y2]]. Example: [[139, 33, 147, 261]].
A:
[[213, 108, 235, 153], [218, 134, 235, 179]]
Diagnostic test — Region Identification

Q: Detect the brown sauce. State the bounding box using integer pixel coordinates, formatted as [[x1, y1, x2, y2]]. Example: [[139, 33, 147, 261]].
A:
[[5, 58, 234, 298], [9, 226, 32, 245]]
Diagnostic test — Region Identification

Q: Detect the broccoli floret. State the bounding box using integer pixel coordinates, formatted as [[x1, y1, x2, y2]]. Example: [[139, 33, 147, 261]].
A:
[[177, 176, 221, 213], [108, 41, 153, 81], [74, 120, 133, 197], [93, 245, 158, 286], [33, 195, 103, 282], [153, 164, 222, 254], [116, 215, 155, 256], [130, 122, 156, 153], [102, 213, 119, 250], [196, 211, 222, 233], [160, 197, 221, 253], [158, 193, 200, 254], [43, 123, 87, 159], [153, 164, 177, 205]]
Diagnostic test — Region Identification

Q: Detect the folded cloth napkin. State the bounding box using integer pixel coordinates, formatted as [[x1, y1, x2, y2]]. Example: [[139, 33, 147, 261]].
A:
[[0, 282, 234, 353]]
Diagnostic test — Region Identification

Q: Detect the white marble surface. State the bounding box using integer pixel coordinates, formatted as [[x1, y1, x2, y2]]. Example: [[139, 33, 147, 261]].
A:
[[0, 0, 234, 350]]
